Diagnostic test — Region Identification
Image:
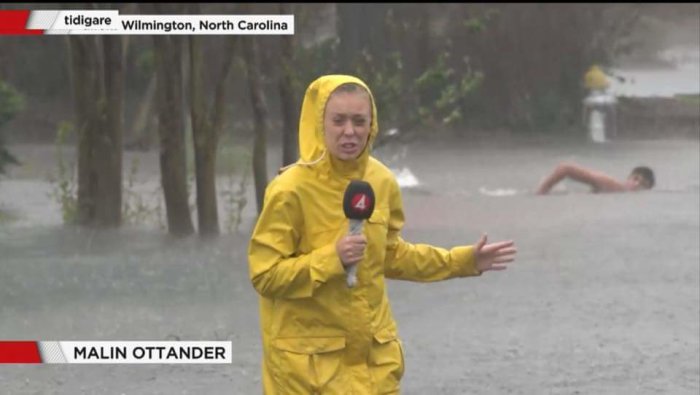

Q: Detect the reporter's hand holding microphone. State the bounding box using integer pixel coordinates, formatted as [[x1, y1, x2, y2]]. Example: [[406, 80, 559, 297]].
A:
[[336, 234, 367, 281]]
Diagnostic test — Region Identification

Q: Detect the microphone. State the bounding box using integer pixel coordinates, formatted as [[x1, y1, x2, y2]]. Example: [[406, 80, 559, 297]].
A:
[[342, 180, 375, 288]]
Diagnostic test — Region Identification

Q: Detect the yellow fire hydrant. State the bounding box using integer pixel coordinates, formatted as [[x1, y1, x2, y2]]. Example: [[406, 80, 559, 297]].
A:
[[583, 65, 617, 142], [584, 65, 610, 91]]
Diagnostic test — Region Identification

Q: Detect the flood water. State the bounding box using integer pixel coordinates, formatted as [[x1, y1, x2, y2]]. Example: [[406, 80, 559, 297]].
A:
[[1, 136, 699, 394], [610, 45, 700, 98]]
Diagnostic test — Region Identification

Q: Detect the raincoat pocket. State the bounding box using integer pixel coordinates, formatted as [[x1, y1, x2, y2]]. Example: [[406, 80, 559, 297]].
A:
[[369, 327, 405, 394], [367, 208, 388, 226], [366, 208, 389, 253], [271, 336, 347, 393]]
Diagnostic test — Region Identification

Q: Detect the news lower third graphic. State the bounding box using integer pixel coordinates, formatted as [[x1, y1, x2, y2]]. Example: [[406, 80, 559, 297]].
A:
[[0, 9, 294, 35], [0, 341, 233, 364]]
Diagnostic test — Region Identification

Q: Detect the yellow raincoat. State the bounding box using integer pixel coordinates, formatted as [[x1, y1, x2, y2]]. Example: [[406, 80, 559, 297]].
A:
[[248, 75, 482, 394]]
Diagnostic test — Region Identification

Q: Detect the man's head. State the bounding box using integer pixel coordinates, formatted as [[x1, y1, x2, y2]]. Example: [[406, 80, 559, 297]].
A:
[[627, 166, 655, 190], [323, 83, 373, 161]]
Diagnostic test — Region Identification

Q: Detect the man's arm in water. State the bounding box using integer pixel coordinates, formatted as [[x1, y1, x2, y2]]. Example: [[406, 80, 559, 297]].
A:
[[537, 162, 626, 194]]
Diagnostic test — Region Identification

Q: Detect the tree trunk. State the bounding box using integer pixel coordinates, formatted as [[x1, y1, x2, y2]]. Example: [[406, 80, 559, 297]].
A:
[[337, 4, 389, 68], [153, 33, 194, 236], [336, 4, 363, 67], [188, 31, 236, 236], [69, 36, 98, 226], [68, 34, 124, 228], [97, 35, 124, 227], [243, 36, 269, 215], [278, 3, 297, 167], [189, 35, 214, 235]]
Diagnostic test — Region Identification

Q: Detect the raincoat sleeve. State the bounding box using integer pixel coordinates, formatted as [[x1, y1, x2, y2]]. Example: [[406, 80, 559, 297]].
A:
[[383, 180, 482, 281], [248, 182, 346, 299]]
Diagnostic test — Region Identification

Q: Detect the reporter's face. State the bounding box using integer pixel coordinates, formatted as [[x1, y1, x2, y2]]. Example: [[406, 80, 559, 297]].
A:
[[323, 90, 372, 161]]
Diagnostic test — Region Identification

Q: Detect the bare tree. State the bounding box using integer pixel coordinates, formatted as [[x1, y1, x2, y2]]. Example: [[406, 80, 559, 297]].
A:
[[336, 4, 389, 69], [242, 35, 269, 215], [188, 5, 237, 236], [147, 3, 194, 236], [68, 34, 124, 228], [98, 35, 124, 226]]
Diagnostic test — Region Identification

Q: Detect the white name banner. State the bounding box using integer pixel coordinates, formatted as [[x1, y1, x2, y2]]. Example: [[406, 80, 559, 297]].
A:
[[38, 341, 233, 364], [22, 10, 294, 35]]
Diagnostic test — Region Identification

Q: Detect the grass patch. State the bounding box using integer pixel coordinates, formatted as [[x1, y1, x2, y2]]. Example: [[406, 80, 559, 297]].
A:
[[674, 94, 700, 106], [216, 143, 251, 176], [184, 130, 251, 177], [0, 208, 18, 224]]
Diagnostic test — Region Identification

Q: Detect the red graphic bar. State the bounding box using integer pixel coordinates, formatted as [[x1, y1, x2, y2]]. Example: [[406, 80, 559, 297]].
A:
[[0, 10, 44, 35], [0, 341, 42, 363]]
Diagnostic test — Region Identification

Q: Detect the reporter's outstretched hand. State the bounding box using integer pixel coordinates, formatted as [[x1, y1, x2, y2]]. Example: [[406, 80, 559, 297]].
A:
[[474, 233, 516, 272]]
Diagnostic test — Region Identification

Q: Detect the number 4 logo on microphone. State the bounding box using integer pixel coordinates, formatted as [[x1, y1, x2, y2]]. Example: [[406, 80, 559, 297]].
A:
[[352, 194, 370, 213]]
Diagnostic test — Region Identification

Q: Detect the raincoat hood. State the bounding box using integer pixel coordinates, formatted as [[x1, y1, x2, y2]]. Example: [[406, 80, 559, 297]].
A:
[[296, 75, 379, 178]]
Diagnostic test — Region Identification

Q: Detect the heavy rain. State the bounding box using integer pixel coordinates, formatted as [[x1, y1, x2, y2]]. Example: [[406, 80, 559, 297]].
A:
[[0, 3, 698, 394]]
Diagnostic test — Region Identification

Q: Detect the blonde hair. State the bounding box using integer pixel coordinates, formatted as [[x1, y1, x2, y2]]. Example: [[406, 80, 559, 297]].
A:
[[325, 82, 374, 123], [331, 82, 370, 96]]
